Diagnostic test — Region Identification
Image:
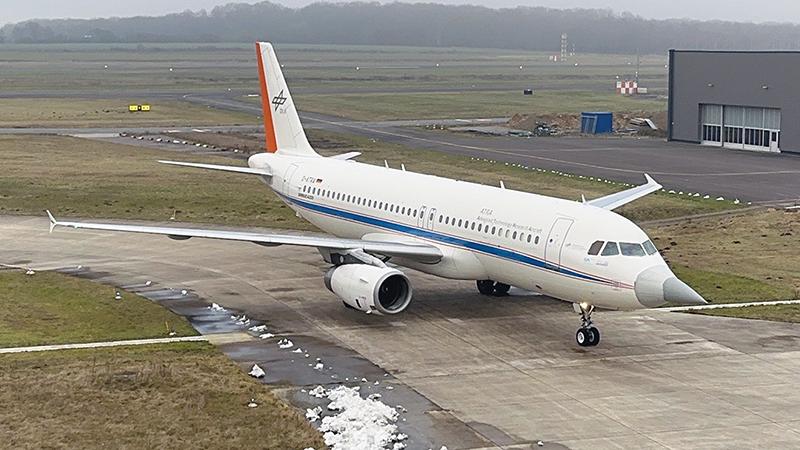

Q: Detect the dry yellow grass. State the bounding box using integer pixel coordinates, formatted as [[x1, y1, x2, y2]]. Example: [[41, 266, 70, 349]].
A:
[[647, 209, 800, 303], [0, 343, 324, 449]]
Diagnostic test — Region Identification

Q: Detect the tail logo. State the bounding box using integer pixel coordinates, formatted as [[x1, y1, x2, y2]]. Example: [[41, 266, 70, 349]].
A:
[[272, 89, 288, 112]]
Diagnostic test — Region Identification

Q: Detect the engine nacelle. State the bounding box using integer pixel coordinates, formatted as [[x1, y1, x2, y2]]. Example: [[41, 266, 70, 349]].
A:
[[324, 264, 413, 315]]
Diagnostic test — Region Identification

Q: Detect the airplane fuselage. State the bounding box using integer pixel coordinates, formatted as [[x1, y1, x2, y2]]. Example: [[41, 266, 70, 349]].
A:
[[251, 152, 670, 311]]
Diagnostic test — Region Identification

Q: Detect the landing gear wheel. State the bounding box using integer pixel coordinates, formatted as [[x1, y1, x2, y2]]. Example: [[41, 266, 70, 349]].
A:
[[574, 303, 600, 347], [476, 280, 495, 295], [576, 328, 589, 347], [493, 282, 510, 296], [476, 280, 512, 296], [586, 326, 600, 346]]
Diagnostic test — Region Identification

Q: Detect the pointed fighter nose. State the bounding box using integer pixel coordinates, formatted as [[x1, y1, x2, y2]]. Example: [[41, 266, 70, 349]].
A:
[[635, 266, 707, 307]]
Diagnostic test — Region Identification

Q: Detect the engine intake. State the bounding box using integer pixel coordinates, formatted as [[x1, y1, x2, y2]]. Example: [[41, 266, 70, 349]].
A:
[[324, 264, 413, 315]]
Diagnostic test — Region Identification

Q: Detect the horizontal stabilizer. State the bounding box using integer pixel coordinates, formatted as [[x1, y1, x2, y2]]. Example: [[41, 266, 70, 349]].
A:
[[586, 174, 662, 210], [158, 160, 272, 176], [329, 152, 361, 160]]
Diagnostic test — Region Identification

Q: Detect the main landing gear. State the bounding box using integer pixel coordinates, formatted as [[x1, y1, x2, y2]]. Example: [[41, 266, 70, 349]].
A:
[[476, 280, 511, 296], [574, 302, 600, 347]]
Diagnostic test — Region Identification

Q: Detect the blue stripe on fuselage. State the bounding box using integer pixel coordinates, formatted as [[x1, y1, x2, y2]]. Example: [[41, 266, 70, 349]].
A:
[[281, 193, 609, 285]]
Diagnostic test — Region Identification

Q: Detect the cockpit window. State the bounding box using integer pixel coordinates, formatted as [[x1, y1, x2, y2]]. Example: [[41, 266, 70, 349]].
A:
[[620, 242, 646, 257], [601, 241, 619, 256], [642, 240, 658, 255], [588, 241, 604, 255]]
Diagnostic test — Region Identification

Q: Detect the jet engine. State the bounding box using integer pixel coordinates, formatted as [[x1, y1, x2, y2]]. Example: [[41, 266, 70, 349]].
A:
[[324, 264, 413, 315]]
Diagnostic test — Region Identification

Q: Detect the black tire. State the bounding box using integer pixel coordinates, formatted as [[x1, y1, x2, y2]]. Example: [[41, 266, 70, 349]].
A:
[[576, 328, 589, 347], [476, 280, 495, 295], [587, 326, 600, 346], [493, 282, 511, 296]]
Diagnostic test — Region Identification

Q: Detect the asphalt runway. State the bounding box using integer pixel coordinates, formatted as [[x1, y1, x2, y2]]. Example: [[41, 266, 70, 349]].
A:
[[5, 215, 800, 449]]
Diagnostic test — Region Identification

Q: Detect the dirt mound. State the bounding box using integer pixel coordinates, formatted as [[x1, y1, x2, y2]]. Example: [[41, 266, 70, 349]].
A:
[[508, 110, 667, 136]]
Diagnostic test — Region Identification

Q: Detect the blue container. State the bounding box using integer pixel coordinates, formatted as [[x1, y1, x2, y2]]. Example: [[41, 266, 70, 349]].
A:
[[581, 112, 613, 134]]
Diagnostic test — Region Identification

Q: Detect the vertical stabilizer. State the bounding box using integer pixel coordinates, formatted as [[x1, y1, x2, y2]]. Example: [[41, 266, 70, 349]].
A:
[[255, 42, 318, 156]]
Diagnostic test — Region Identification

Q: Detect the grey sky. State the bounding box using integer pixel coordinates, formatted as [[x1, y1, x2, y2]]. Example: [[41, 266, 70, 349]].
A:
[[3, 0, 799, 25]]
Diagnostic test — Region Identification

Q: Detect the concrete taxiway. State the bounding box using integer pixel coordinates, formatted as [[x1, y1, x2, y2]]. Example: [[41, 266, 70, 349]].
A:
[[4, 215, 800, 449]]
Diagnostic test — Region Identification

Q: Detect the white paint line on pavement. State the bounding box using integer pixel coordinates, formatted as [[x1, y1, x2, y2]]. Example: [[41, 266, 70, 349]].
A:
[[0, 335, 209, 354], [660, 299, 800, 312]]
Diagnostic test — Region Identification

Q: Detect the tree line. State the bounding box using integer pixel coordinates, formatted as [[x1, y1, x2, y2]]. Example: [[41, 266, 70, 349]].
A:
[[3, 1, 800, 53]]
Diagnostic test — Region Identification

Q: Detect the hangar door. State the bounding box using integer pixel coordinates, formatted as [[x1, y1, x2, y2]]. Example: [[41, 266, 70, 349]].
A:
[[701, 104, 781, 152]]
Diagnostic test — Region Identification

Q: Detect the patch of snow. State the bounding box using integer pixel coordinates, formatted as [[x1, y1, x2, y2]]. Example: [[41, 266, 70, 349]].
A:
[[247, 398, 258, 408], [248, 364, 265, 378], [278, 338, 294, 349], [306, 406, 322, 422], [208, 303, 226, 312], [25, 268, 35, 276], [319, 386, 403, 450], [314, 362, 325, 370], [259, 333, 275, 339], [248, 324, 268, 333], [309, 385, 328, 398], [292, 348, 303, 353]]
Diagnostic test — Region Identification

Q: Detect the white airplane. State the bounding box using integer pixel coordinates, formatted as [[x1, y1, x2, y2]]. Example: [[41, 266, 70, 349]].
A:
[[47, 42, 706, 347]]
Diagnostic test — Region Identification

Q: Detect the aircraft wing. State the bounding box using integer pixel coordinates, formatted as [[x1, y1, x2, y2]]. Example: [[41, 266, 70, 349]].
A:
[[585, 174, 662, 210], [46, 211, 442, 264]]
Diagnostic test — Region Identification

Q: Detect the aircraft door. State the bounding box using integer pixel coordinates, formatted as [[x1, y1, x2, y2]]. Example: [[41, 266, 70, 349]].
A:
[[426, 208, 437, 231], [417, 206, 427, 228], [283, 163, 300, 195], [544, 217, 574, 268]]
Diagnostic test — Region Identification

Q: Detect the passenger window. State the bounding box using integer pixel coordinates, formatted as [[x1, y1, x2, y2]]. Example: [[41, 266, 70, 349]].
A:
[[587, 240, 604, 255], [527, 234, 532, 243], [601, 242, 619, 256], [620, 243, 646, 257], [535, 236, 540, 245], [643, 240, 658, 255], [478, 224, 483, 232], [471, 222, 476, 230], [491, 226, 496, 235], [505, 229, 510, 239], [458, 219, 463, 227], [512, 231, 517, 240]]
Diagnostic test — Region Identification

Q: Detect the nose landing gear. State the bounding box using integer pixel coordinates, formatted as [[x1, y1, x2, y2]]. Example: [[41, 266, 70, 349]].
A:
[[476, 280, 511, 296], [574, 303, 600, 347]]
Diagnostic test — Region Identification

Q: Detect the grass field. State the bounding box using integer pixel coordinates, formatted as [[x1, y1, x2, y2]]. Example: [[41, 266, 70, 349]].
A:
[[292, 90, 666, 121], [0, 269, 324, 448], [692, 304, 800, 323], [0, 343, 324, 449], [645, 209, 800, 318], [0, 98, 256, 128], [0, 271, 196, 348], [0, 43, 668, 95], [0, 134, 303, 228]]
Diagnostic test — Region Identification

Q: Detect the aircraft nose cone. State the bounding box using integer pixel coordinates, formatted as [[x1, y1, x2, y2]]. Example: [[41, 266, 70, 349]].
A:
[[635, 266, 707, 307], [663, 277, 707, 306]]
